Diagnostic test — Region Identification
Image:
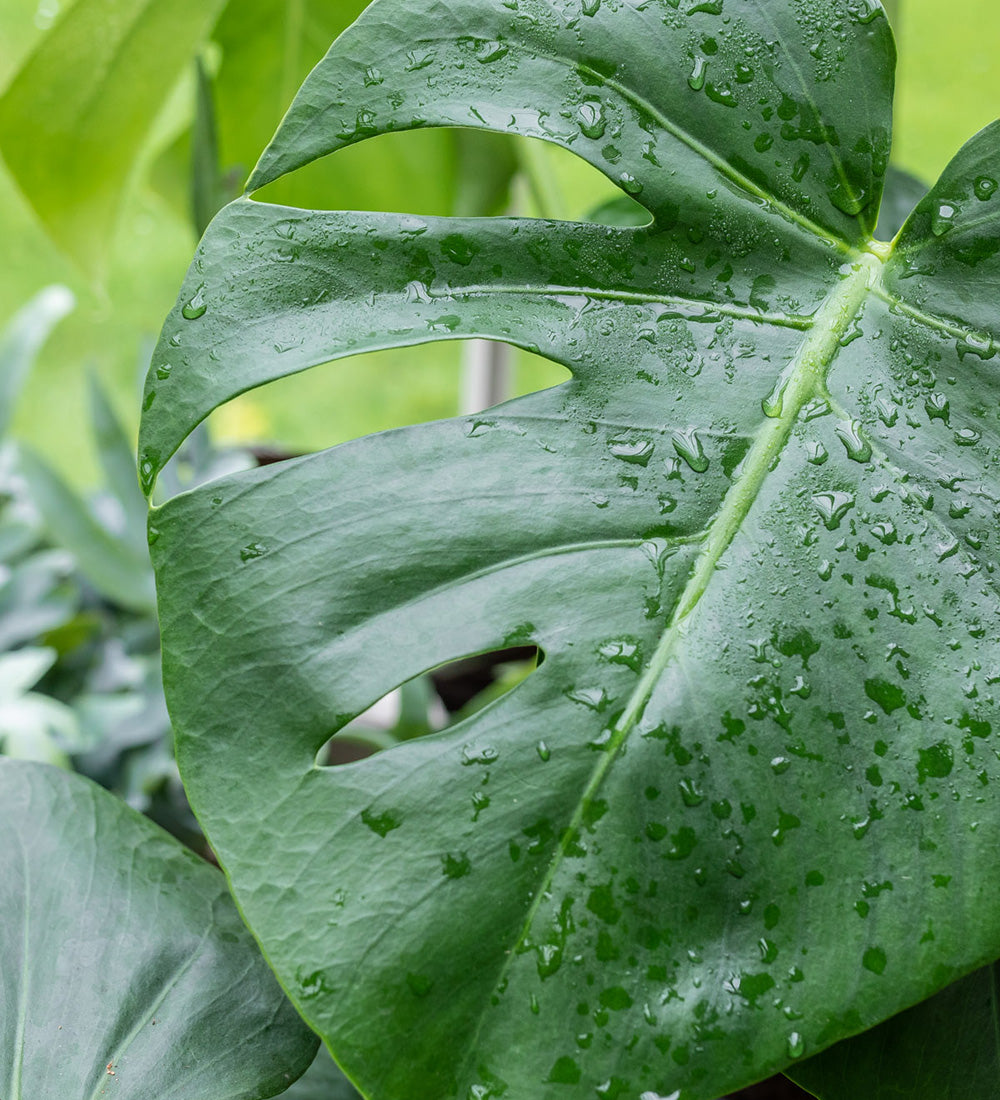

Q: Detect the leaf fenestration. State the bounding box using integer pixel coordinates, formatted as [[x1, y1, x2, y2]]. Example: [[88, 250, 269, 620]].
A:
[[141, 2, 1000, 1098]]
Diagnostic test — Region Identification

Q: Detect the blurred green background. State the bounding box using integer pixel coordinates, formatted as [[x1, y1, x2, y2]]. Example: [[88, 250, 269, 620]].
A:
[[0, 0, 997, 485]]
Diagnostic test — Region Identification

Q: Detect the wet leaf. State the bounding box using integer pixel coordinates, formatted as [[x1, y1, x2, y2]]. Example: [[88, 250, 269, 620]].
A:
[[141, 2, 1000, 1098]]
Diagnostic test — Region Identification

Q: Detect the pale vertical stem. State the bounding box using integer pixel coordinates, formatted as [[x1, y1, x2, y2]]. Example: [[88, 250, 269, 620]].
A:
[[460, 339, 513, 415]]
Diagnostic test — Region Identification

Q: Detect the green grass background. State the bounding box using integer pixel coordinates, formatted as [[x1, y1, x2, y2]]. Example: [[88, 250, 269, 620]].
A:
[[0, 0, 997, 483]]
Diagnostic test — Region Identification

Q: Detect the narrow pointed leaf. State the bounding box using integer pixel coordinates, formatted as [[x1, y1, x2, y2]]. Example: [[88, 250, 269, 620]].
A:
[[0, 758, 317, 1099], [18, 448, 155, 613], [142, 3, 1000, 1099], [0, 286, 74, 441], [88, 373, 149, 555]]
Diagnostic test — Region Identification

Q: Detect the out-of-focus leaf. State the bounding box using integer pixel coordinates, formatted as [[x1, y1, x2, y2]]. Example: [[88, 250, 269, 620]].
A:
[[874, 164, 928, 240], [191, 53, 228, 238], [210, 0, 458, 214], [0, 0, 227, 277], [0, 284, 74, 439], [88, 373, 148, 555], [0, 757, 318, 1098], [0, 647, 79, 764], [18, 447, 155, 613], [0, 550, 76, 651]]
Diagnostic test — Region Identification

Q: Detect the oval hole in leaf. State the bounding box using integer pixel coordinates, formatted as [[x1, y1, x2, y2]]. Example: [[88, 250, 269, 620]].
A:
[[205, 341, 571, 455], [318, 644, 541, 766], [250, 128, 641, 224]]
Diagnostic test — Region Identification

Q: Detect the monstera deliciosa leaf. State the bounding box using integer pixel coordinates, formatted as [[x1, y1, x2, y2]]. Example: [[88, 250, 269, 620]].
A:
[[140, 1, 1000, 1097]]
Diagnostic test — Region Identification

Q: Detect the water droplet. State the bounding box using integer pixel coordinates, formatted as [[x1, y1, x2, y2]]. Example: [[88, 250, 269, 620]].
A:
[[955, 427, 981, 447], [297, 968, 334, 998], [582, 0, 601, 14], [462, 744, 500, 765], [609, 435, 654, 466], [475, 39, 508, 63], [577, 100, 607, 139], [786, 1032, 805, 1058], [801, 397, 830, 421], [405, 280, 432, 303], [441, 852, 471, 878], [924, 392, 950, 424], [871, 522, 897, 545], [829, 182, 869, 217], [181, 285, 207, 320], [240, 542, 266, 562], [974, 175, 998, 201], [812, 491, 855, 530], [687, 55, 707, 91], [155, 361, 172, 380], [875, 397, 898, 426], [678, 778, 704, 807], [138, 454, 157, 496], [406, 972, 433, 996], [672, 428, 709, 472], [835, 419, 872, 463], [761, 374, 787, 418], [956, 331, 995, 360], [363, 66, 384, 85], [565, 687, 608, 711], [618, 172, 643, 195], [360, 807, 401, 836], [806, 441, 828, 466], [536, 740, 551, 761], [862, 946, 887, 975], [931, 201, 958, 236]]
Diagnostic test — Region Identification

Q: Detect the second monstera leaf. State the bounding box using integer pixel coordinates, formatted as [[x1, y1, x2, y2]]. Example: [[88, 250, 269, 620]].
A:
[[141, 1, 1000, 1098]]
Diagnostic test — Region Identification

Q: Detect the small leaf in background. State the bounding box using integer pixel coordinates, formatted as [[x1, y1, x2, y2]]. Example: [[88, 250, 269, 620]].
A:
[[18, 447, 155, 613], [0, 0, 228, 279], [87, 372, 149, 556], [0, 646, 79, 765], [0, 757, 317, 1099], [0, 284, 73, 440]]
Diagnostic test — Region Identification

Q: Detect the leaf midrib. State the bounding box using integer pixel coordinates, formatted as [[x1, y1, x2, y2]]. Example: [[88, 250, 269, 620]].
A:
[[458, 250, 882, 1079]]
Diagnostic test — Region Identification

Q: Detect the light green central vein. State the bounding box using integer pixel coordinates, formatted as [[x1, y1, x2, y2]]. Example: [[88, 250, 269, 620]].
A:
[[497, 248, 880, 982], [460, 252, 881, 1076], [615, 252, 880, 732]]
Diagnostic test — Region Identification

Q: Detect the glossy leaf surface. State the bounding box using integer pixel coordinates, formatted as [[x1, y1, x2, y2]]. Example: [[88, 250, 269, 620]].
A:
[[0, 757, 317, 1098], [142, 2, 1000, 1098], [789, 963, 1000, 1099]]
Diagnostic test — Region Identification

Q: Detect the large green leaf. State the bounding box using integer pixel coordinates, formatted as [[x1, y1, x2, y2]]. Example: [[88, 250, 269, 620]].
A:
[[789, 963, 1000, 1099], [0, 0, 228, 277], [141, 2, 1000, 1098], [0, 757, 317, 1098]]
